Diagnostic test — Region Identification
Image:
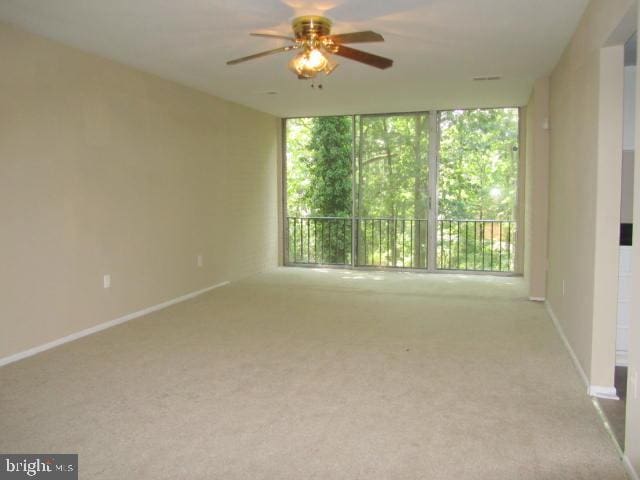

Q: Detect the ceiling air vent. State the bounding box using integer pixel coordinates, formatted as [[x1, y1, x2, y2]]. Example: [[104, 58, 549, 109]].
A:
[[473, 76, 502, 81]]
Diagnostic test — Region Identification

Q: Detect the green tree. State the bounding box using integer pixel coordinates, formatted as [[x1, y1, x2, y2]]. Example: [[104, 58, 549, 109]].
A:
[[286, 118, 313, 217], [355, 114, 429, 267], [286, 116, 352, 264], [438, 109, 518, 221], [437, 109, 519, 270], [305, 116, 352, 217]]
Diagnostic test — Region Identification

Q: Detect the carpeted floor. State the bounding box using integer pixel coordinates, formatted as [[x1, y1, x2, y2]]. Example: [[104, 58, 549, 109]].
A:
[[0, 268, 627, 479], [599, 366, 628, 450]]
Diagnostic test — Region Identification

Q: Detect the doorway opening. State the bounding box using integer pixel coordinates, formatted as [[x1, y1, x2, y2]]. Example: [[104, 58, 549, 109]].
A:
[[599, 31, 637, 450]]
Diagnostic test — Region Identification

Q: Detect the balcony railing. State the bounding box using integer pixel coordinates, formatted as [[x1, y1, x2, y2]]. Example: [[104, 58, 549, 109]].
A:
[[357, 218, 428, 269], [287, 217, 353, 266], [286, 217, 516, 272], [437, 219, 516, 272]]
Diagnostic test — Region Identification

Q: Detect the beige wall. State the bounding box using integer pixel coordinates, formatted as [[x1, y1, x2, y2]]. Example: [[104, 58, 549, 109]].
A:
[[591, 44, 624, 389], [0, 22, 279, 360], [514, 111, 527, 275], [546, 0, 633, 387], [524, 78, 550, 300], [625, 6, 640, 474], [546, 3, 640, 473]]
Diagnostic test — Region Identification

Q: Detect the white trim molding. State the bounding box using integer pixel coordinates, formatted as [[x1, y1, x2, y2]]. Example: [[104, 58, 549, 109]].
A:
[[0, 281, 230, 368], [545, 301, 620, 399], [545, 301, 590, 388], [529, 296, 546, 302], [588, 385, 620, 400]]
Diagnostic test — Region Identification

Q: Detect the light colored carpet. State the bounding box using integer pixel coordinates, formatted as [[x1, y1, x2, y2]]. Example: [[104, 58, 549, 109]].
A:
[[0, 268, 627, 479], [599, 366, 627, 450]]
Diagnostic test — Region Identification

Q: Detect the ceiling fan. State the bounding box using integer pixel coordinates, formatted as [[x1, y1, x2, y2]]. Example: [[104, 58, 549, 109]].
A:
[[226, 15, 393, 79]]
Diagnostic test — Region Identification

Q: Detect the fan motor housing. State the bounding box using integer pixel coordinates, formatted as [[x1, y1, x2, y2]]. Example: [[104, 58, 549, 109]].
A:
[[292, 16, 332, 40]]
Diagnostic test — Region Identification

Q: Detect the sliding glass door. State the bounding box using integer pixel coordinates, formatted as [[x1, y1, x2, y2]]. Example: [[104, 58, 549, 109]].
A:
[[285, 116, 353, 265], [284, 108, 520, 273], [355, 113, 430, 268], [437, 109, 519, 271]]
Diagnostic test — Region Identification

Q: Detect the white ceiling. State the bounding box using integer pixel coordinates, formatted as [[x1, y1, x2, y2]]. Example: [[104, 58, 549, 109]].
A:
[[0, 0, 589, 117]]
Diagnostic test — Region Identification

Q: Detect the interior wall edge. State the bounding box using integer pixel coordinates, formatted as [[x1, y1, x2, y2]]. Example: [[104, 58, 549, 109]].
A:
[[545, 300, 590, 389], [546, 299, 620, 399], [523, 76, 550, 300], [0, 281, 230, 368], [589, 43, 624, 388], [624, 0, 640, 466], [623, 454, 640, 480], [544, 0, 637, 419]]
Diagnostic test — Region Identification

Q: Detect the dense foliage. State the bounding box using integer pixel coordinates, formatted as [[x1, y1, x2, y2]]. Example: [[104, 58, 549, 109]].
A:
[[438, 109, 519, 220], [286, 116, 352, 217], [307, 116, 353, 217], [356, 114, 429, 220]]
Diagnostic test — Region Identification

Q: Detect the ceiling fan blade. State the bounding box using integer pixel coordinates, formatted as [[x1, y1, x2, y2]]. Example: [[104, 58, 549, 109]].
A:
[[332, 45, 393, 69], [227, 45, 295, 65], [250, 33, 296, 41], [326, 31, 384, 44]]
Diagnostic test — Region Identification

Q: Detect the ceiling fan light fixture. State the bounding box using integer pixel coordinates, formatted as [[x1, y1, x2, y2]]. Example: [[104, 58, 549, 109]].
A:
[[323, 58, 339, 75], [227, 15, 393, 79], [288, 48, 332, 78]]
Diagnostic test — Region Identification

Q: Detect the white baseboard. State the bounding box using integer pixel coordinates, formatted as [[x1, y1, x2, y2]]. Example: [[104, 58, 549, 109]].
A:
[[588, 385, 619, 400], [545, 301, 590, 389], [545, 301, 620, 400], [0, 281, 230, 368], [616, 350, 629, 367], [529, 296, 546, 302], [624, 455, 640, 480]]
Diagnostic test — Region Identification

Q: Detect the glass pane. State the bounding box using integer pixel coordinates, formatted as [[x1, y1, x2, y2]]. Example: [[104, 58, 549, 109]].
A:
[[285, 116, 353, 265], [437, 108, 519, 271], [355, 113, 430, 268]]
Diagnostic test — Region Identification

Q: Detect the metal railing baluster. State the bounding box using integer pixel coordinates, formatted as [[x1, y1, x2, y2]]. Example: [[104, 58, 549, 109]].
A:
[[371, 220, 375, 266], [507, 222, 511, 270], [465, 222, 469, 270], [457, 221, 460, 268], [499, 222, 503, 271], [490, 222, 494, 271], [409, 220, 413, 268], [402, 219, 406, 268], [293, 218, 297, 263], [417, 219, 421, 268], [363, 219, 367, 266], [378, 219, 382, 266], [343, 219, 347, 265]]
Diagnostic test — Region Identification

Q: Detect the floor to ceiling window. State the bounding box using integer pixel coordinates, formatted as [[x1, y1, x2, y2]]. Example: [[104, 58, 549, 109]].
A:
[[355, 113, 430, 269], [285, 116, 354, 265], [284, 108, 520, 273], [437, 109, 519, 271]]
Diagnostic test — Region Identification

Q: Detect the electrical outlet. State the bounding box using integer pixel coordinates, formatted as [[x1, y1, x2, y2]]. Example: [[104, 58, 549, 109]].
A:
[[103, 274, 111, 289], [197, 254, 204, 268]]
